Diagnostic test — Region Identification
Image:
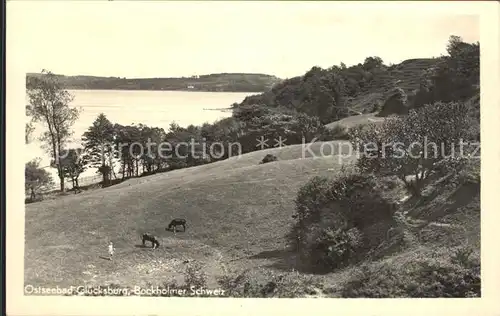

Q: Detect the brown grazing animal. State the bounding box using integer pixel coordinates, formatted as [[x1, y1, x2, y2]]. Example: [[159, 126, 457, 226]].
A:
[[142, 233, 160, 249], [167, 218, 187, 232]]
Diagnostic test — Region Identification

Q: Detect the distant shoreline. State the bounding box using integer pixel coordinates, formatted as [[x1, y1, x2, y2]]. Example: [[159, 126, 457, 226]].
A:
[[63, 87, 266, 93], [203, 107, 233, 112], [26, 72, 282, 93]]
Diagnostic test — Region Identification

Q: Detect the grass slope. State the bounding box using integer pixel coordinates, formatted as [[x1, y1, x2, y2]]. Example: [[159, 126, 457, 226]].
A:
[[24, 141, 355, 289], [325, 113, 386, 131]]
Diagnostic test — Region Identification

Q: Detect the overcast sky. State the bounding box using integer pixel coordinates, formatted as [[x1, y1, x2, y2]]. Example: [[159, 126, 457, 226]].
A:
[[8, 1, 480, 79]]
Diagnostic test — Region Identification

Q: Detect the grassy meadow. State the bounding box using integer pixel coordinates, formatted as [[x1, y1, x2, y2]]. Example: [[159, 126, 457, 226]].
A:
[[25, 142, 356, 289]]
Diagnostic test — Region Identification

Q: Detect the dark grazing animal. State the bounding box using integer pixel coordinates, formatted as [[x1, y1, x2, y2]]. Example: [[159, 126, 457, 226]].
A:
[[142, 233, 160, 249], [167, 218, 187, 232]]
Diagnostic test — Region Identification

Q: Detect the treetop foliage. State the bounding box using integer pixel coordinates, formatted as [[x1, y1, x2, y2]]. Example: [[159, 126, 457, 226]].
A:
[[26, 69, 80, 191]]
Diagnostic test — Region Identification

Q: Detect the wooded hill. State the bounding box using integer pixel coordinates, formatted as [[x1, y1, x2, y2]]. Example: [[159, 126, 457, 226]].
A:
[[235, 36, 479, 124]]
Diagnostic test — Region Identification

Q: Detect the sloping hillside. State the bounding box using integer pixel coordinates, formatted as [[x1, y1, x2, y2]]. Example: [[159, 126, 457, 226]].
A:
[[325, 113, 385, 131], [350, 58, 439, 111], [24, 141, 355, 289], [367, 59, 437, 91]]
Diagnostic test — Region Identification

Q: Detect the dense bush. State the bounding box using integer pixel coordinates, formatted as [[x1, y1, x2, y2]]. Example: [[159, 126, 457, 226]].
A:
[[324, 124, 349, 140], [289, 174, 397, 272], [25, 158, 54, 200], [314, 227, 364, 269], [184, 261, 207, 289], [25, 196, 45, 204], [378, 87, 409, 116], [341, 247, 480, 298], [260, 154, 278, 164], [217, 270, 318, 298], [233, 105, 327, 153], [370, 102, 381, 113]]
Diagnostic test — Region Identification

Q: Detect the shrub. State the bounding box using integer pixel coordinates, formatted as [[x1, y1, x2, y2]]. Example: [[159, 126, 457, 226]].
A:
[[232, 104, 272, 123], [25, 195, 44, 204], [341, 247, 480, 298], [97, 165, 112, 182], [370, 103, 381, 113], [325, 124, 349, 140], [167, 159, 188, 171], [456, 160, 480, 185], [184, 261, 207, 289], [260, 154, 278, 164], [217, 270, 318, 298], [450, 246, 478, 269], [25, 158, 54, 200], [289, 174, 396, 271], [378, 87, 409, 117], [316, 227, 364, 268], [155, 262, 211, 297], [234, 109, 326, 154]]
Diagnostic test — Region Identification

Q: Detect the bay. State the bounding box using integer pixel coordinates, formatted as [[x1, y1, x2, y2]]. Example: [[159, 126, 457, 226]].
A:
[[26, 89, 256, 187]]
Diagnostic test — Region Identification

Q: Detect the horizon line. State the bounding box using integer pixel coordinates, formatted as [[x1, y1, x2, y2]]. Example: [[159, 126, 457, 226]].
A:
[[25, 71, 283, 80]]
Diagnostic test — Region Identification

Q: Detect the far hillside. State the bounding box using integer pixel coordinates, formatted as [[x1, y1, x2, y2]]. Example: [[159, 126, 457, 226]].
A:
[[235, 35, 479, 126], [25, 72, 282, 92], [236, 58, 438, 121]]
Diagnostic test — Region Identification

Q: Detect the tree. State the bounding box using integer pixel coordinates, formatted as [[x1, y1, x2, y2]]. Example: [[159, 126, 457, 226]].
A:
[[445, 35, 480, 90], [299, 70, 346, 122], [164, 122, 207, 168], [114, 123, 136, 179], [82, 113, 115, 186], [26, 70, 79, 191], [25, 105, 35, 144], [414, 36, 480, 108], [60, 148, 88, 190], [349, 101, 472, 196], [363, 56, 384, 71], [135, 124, 167, 174], [25, 123, 34, 144], [238, 66, 348, 124], [25, 158, 54, 201]]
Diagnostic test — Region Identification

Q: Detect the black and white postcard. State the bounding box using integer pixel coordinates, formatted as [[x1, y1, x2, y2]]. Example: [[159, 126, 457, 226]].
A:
[[5, 1, 500, 315]]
